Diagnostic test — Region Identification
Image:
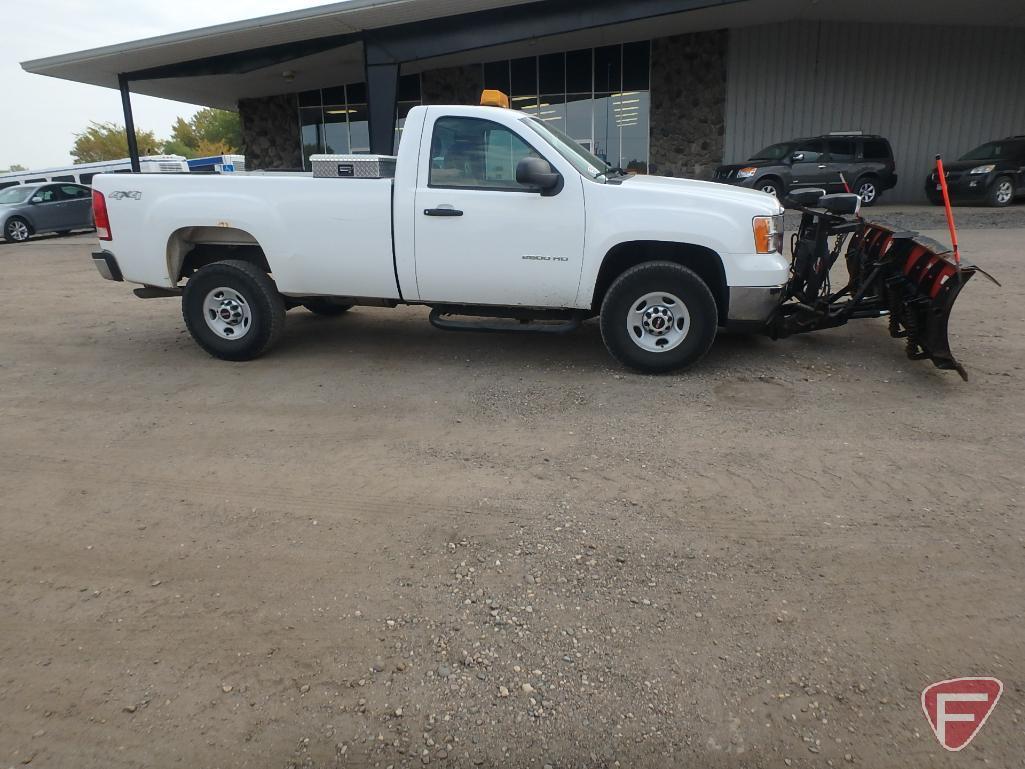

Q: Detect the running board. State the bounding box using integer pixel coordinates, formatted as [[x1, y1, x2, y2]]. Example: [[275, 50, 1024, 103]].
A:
[[429, 308, 582, 335]]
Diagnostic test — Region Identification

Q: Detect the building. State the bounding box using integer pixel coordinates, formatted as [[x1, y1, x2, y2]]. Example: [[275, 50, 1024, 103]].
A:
[[21, 0, 1025, 202]]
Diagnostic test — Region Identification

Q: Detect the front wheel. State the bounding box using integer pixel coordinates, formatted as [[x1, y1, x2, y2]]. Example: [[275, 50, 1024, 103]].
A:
[[182, 260, 286, 361], [756, 179, 782, 199], [600, 262, 719, 374], [987, 176, 1015, 207], [4, 217, 31, 243]]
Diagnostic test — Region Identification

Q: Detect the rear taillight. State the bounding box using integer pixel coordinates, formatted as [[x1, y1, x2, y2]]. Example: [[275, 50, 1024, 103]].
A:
[[92, 189, 111, 241]]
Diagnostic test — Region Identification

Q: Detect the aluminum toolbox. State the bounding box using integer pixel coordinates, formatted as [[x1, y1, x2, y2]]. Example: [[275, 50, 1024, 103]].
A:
[[310, 154, 397, 179]]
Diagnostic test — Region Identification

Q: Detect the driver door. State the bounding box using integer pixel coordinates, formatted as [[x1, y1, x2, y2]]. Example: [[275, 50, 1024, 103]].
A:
[[413, 113, 585, 308], [29, 185, 68, 231], [788, 140, 832, 189]]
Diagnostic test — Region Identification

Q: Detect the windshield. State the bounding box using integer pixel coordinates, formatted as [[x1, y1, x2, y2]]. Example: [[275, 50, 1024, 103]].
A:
[[960, 141, 1025, 162], [520, 117, 613, 180], [750, 143, 792, 161], [0, 186, 35, 205]]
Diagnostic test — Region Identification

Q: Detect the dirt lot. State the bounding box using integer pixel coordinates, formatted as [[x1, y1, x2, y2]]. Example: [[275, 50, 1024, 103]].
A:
[[1, 219, 1023, 769]]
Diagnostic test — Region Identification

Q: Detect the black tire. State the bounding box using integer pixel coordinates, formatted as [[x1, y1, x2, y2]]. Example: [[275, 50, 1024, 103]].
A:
[[302, 298, 353, 316], [3, 217, 32, 243], [182, 260, 286, 361], [926, 189, 944, 206], [987, 175, 1015, 208], [854, 176, 880, 207], [599, 261, 719, 374], [755, 178, 782, 199]]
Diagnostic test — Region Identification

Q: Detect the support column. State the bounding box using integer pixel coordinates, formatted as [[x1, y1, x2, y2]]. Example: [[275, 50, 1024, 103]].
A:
[[364, 45, 400, 156], [118, 74, 141, 172]]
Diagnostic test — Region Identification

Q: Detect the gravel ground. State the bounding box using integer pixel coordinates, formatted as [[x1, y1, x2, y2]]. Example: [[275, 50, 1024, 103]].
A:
[[786, 202, 1025, 232], [1, 221, 1023, 769]]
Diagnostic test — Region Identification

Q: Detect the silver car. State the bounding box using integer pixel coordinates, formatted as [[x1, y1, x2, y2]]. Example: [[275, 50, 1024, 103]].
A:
[[1, 182, 94, 243]]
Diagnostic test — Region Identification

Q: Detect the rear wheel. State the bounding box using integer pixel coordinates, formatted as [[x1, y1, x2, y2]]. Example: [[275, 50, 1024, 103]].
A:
[[855, 177, 880, 206], [987, 176, 1014, 207], [4, 217, 31, 243], [182, 260, 286, 361], [302, 298, 353, 316], [600, 261, 719, 374]]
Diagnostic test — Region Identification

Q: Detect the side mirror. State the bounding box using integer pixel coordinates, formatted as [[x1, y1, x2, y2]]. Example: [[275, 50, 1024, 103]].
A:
[[819, 192, 862, 216], [30, 196, 43, 204], [790, 152, 805, 163], [516, 157, 562, 195]]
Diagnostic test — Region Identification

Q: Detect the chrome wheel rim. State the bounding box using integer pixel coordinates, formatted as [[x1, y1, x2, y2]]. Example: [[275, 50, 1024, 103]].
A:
[[996, 181, 1013, 204], [626, 291, 691, 353], [858, 182, 877, 204], [760, 183, 778, 196], [203, 287, 253, 340], [8, 220, 29, 241]]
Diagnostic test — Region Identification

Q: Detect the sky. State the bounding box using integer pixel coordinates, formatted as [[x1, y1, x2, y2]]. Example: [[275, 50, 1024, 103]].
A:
[[0, 0, 323, 170]]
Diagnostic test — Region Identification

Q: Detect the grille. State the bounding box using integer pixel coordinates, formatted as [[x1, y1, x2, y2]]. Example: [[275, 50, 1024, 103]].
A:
[[158, 162, 185, 172]]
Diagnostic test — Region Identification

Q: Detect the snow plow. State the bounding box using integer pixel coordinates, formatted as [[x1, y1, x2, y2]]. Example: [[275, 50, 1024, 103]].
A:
[[770, 188, 998, 381]]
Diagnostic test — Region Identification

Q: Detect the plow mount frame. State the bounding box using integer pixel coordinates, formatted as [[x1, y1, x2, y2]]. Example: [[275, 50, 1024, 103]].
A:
[[769, 195, 994, 381]]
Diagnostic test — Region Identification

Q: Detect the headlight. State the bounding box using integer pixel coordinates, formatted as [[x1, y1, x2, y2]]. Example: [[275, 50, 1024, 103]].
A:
[[753, 214, 784, 254], [736, 167, 757, 179], [970, 164, 996, 175]]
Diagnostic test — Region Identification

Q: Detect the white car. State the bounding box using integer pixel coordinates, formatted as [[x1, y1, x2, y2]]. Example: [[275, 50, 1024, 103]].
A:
[[90, 101, 787, 373]]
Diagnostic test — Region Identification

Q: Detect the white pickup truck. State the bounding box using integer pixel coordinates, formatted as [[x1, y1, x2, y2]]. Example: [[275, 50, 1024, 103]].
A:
[[91, 100, 789, 373]]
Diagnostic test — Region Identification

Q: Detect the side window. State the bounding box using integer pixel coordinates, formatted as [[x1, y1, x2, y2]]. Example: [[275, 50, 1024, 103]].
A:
[[861, 140, 890, 161], [791, 141, 823, 162], [827, 140, 856, 162], [33, 186, 58, 203], [79, 173, 97, 185], [429, 116, 542, 190], [59, 184, 89, 200]]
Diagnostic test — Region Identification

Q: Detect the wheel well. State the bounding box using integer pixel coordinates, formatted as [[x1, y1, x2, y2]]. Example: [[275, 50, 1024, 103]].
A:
[[592, 241, 729, 323], [167, 226, 269, 284]]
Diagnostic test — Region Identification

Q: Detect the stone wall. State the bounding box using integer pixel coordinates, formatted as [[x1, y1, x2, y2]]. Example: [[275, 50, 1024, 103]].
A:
[[238, 94, 302, 170], [648, 30, 727, 179], [420, 65, 483, 106]]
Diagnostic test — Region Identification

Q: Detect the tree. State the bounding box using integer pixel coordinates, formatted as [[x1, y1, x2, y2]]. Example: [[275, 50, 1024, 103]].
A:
[[163, 108, 242, 158], [1, 164, 27, 173], [71, 121, 161, 163]]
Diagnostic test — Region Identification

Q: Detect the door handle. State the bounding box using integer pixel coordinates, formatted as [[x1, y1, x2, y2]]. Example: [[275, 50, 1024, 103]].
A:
[[424, 208, 463, 217]]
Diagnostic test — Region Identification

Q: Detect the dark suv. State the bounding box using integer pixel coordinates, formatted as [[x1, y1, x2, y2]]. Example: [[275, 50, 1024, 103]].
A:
[[714, 133, 897, 206], [926, 137, 1025, 207]]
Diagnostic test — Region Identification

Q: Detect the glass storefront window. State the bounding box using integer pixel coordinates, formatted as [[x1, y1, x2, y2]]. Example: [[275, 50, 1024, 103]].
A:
[[296, 45, 651, 174], [480, 42, 650, 173], [298, 75, 421, 168], [348, 104, 370, 154]]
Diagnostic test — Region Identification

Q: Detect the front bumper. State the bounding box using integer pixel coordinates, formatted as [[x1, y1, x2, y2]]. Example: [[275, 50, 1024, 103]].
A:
[[92, 251, 123, 282], [926, 172, 992, 200], [728, 285, 785, 324]]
